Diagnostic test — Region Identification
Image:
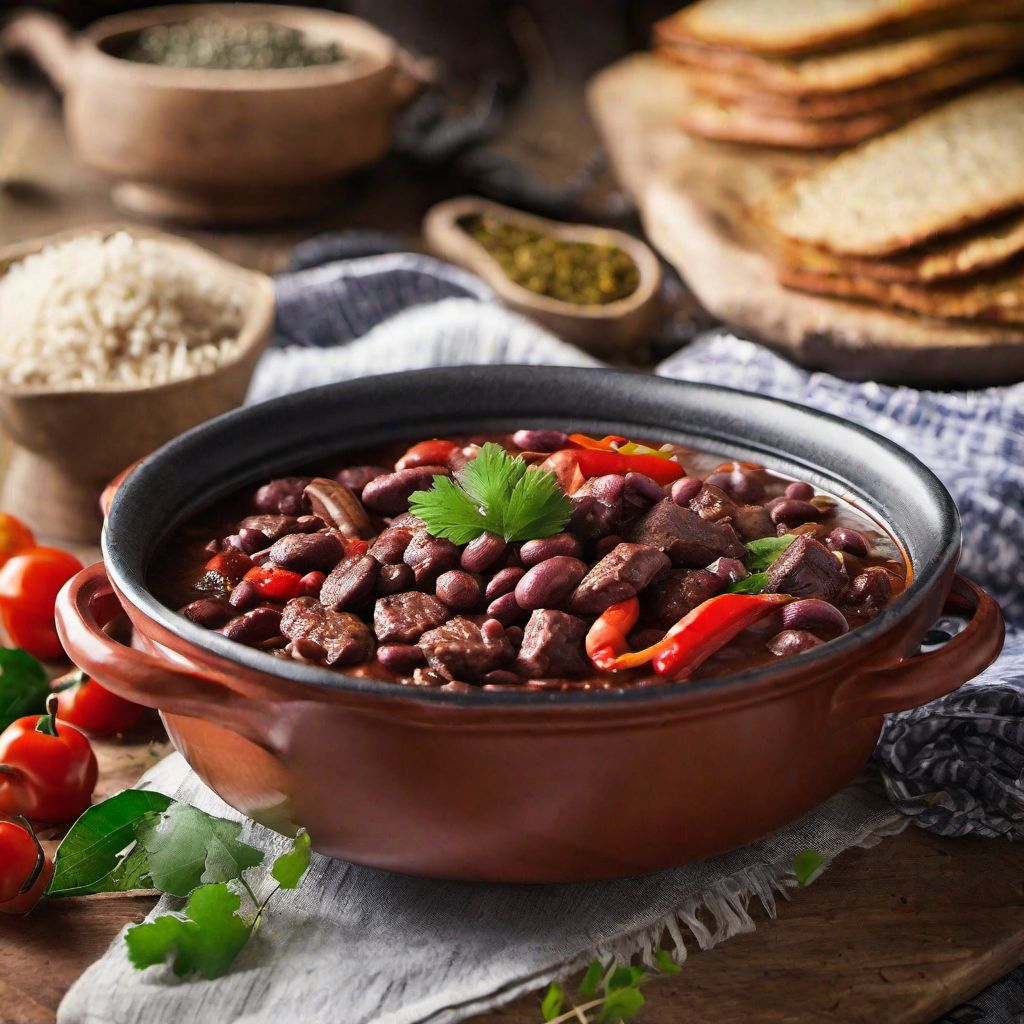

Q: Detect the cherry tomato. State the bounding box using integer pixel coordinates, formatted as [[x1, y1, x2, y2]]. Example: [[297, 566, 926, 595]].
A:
[[0, 695, 97, 824], [242, 566, 305, 602], [396, 439, 458, 471], [0, 547, 84, 660], [0, 816, 52, 914], [53, 668, 145, 737], [0, 515, 35, 569], [204, 550, 253, 583]]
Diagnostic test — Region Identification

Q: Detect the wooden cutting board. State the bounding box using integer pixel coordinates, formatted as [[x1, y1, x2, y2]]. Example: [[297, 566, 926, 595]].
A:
[[587, 54, 1024, 386]]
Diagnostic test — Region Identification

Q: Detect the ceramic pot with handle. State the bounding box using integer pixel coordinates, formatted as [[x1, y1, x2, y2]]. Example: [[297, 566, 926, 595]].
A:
[[55, 367, 1005, 882]]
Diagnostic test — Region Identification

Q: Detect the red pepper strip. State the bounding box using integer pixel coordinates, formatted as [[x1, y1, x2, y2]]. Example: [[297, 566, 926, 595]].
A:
[[346, 539, 370, 557], [653, 593, 790, 680], [242, 566, 305, 602], [568, 433, 628, 452], [566, 448, 684, 485], [585, 597, 640, 669]]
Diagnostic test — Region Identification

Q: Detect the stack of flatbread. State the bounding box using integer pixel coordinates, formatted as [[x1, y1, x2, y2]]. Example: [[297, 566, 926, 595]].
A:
[[655, 0, 1024, 149], [757, 82, 1024, 324]]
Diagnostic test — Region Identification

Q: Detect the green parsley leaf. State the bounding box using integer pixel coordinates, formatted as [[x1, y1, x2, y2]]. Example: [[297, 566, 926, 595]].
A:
[[126, 882, 252, 979], [597, 985, 645, 1023], [744, 535, 796, 571], [48, 790, 174, 898], [654, 949, 681, 975], [271, 831, 311, 890], [138, 803, 264, 898], [541, 981, 565, 1021], [726, 571, 769, 595], [410, 442, 571, 544], [791, 849, 825, 887], [0, 647, 50, 732], [578, 958, 604, 997]]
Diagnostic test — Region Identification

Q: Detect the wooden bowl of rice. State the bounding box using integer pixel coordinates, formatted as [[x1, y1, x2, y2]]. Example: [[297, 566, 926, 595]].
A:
[[0, 224, 274, 541]]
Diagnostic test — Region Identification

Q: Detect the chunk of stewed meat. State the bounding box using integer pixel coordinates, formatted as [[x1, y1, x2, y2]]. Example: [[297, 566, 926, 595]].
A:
[[268, 531, 346, 574], [374, 591, 450, 644], [514, 610, 588, 678], [568, 543, 670, 615], [253, 478, 310, 516], [732, 504, 775, 542], [362, 466, 451, 516], [417, 616, 513, 682], [319, 553, 379, 611], [689, 483, 739, 525], [642, 568, 724, 630], [765, 535, 847, 602], [628, 499, 744, 567], [281, 597, 374, 666], [403, 531, 460, 585], [238, 515, 316, 543], [569, 475, 624, 538]]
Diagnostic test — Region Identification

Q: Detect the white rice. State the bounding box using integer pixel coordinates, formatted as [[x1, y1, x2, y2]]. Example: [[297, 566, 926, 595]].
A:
[[0, 231, 246, 389]]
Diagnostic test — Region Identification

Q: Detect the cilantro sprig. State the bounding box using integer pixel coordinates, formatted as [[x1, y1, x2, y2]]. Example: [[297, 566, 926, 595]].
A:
[[410, 442, 571, 544]]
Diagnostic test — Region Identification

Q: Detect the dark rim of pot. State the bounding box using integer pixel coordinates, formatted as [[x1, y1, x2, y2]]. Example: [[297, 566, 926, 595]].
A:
[[104, 365, 961, 708]]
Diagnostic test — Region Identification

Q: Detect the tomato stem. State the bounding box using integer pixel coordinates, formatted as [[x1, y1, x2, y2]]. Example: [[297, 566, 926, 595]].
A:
[[34, 695, 60, 737]]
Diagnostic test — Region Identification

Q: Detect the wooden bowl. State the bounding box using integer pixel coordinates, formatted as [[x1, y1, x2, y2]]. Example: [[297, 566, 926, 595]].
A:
[[423, 196, 662, 357], [2, 5, 427, 223], [0, 224, 274, 542]]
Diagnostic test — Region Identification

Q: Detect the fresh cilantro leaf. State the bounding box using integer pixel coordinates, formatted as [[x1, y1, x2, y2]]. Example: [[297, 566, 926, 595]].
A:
[[0, 647, 50, 732], [744, 535, 795, 571], [607, 965, 645, 992], [726, 571, 769, 595], [410, 442, 571, 544], [654, 949, 681, 975], [579, 958, 604, 997], [126, 882, 252, 979], [541, 981, 564, 1021], [271, 831, 311, 890], [138, 803, 264, 897], [597, 985, 645, 1023], [48, 790, 174, 897], [791, 849, 825, 887]]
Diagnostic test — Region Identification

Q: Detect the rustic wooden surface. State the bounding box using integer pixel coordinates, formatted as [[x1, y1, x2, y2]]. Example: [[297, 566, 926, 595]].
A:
[[0, 74, 1021, 1024], [587, 53, 1024, 386]]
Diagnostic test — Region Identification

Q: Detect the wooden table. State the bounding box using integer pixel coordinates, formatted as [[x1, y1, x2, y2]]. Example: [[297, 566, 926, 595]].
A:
[[0, 77, 1021, 1024]]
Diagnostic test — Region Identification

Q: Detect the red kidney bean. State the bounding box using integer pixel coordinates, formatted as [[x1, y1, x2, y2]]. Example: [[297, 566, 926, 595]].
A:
[[235, 527, 269, 553], [290, 637, 328, 663], [181, 598, 234, 628], [376, 563, 414, 596], [377, 644, 426, 673], [448, 445, 480, 473], [780, 599, 849, 639], [785, 481, 815, 501], [320, 554, 379, 611], [670, 477, 703, 505], [481, 670, 522, 687], [770, 499, 821, 526], [362, 465, 451, 516], [480, 618, 505, 641], [228, 580, 261, 611], [514, 556, 588, 611], [300, 571, 326, 598], [593, 534, 623, 559], [461, 532, 507, 572], [767, 629, 824, 657], [624, 472, 666, 505], [512, 429, 568, 452], [519, 533, 582, 567], [436, 570, 483, 611], [849, 567, 893, 610], [504, 626, 524, 649], [369, 527, 415, 565], [486, 591, 526, 626], [334, 465, 388, 495], [221, 606, 283, 644], [826, 527, 869, 557], [269, 531, 347, 574], [707, 557, 747, 583], [705, 469, 765, 504], [253, 478, 310, 516], [485, 566, 525, 600]]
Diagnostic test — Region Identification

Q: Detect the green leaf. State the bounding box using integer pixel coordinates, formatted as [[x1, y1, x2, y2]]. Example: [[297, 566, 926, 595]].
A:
[[607, 965, 644, 992], [409, 476, 496, 545], [126, 882, 252, 979], [459, 442, 526, 508], [597, 986, 645, 1023], [48, 790, 174, 897], [0, 647, 50, 732], [139, 803, 264, 898], [501, 463, 573, 542], [725, 572, 769, 595], [791, 849, 825, 888], [541, 981, 564, 1022], [578, 958, 604, 997], [654, 949, 681, 975], [271, 831, 311, 890], [744, 535, 795, 571]]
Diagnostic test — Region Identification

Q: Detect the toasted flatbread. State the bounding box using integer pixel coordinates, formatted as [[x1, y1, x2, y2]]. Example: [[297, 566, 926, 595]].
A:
[[657, 0, 982, 56], [777, 211, 1024, 283], [778, 258, 1024, 323], [674, 51, 1020, 119], [763, 82, 1024, 255], [656, 17, 1024, 94]]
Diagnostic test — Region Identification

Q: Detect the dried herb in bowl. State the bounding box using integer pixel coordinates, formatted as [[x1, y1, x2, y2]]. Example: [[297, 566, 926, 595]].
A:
[[459, 213, 641, 306]]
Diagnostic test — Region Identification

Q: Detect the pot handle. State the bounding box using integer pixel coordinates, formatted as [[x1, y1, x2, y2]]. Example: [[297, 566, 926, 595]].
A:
[[831, 574, 1004, 721], [2, 11, 75, 94], [55, 563, 281, 753]]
